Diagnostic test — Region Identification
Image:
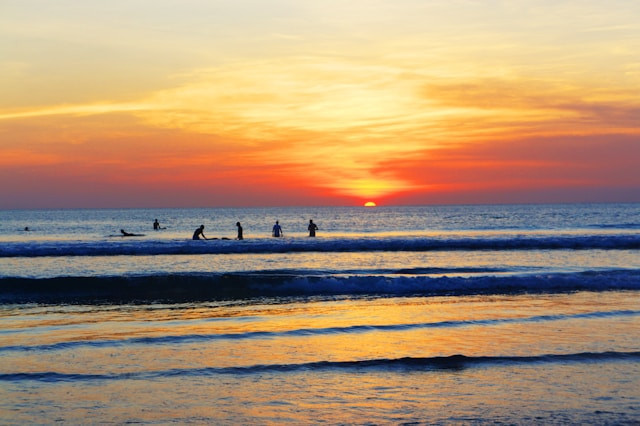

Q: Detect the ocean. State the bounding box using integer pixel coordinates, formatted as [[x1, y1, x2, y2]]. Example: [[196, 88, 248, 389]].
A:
[[1, 203, 639, 423]]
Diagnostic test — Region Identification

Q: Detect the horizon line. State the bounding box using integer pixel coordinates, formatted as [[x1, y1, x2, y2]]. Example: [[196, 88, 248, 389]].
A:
[[2, 200, 639, 212]]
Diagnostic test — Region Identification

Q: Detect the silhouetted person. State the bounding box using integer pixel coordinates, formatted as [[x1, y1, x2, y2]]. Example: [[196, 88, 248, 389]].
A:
[[121, 229, 143, 237], [193, 225, 208, 240], [308, 220, 318, 237], [24, 227, 30, 232], [236, 222, 243, 240], [153, 219, 160, 230], [272, 220, 283, 237]]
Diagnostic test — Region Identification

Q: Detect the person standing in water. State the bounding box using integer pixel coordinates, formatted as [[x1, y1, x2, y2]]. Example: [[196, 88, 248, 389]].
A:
[[153, 219, 160, 230], [308, 219, 318, 237], [236, 222, 243, 240], [192, 225, 208, 240], [272, 220, 283, 237]]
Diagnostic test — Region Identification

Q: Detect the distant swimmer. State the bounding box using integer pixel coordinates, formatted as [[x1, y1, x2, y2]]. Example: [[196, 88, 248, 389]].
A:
[[272, 220, 283, 238], [121, 229, 144, 237], [193, 225, 208, 240], [308, 219, 318, 237], [153, 219, 166, 230], [24, 227, 30, 232], [236, 222, 243, 240]]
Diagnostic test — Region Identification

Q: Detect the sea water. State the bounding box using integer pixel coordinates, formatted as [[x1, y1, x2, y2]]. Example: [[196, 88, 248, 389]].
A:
[[0, 204, 639, 423]]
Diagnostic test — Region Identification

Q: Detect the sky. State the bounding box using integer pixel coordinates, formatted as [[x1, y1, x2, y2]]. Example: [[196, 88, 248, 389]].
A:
[[1, 0, 639, 208]]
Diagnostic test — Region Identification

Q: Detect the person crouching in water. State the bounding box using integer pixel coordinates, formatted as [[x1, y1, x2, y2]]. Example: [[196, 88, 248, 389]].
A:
[[193, 225, 208, 240]]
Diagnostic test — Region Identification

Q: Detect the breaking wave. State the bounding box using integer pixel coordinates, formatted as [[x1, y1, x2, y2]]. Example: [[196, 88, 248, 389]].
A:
[[1, 269, 639, 304], [1, 352, 638, 382], [1, 234, 639, 258]]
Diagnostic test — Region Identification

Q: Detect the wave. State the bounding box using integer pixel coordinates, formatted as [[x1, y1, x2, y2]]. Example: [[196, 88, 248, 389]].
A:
[[2, 351, 638, 382], [1, 269, 639, 304], [589, 223, 640, 230], [1, 234, 639, 257], [3, 310, 637, 353], [231, 266, 513, 275]]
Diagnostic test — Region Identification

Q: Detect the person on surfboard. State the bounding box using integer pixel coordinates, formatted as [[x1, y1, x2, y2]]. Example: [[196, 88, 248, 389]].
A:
[[192, 225, 208, 240], [121, 229, 144, 237], [272, 220, 283, 237]]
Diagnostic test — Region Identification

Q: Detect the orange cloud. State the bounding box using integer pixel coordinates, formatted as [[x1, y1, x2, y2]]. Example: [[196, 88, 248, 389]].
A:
[[0, 149, 62, 167], [373, 133, 640, 204]]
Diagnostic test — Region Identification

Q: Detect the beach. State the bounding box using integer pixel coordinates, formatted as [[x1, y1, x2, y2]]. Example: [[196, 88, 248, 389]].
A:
[[1, 203, 639, 423]]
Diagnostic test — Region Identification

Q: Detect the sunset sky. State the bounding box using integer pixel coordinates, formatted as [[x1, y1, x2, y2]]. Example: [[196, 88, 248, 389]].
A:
[[1, 0, 639, 208]]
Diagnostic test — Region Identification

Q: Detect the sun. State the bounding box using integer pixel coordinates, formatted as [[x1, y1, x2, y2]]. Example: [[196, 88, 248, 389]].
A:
[[364, 201, 377, 207]]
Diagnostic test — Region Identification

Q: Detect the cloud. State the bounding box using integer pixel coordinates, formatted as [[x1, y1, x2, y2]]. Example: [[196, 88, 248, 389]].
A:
[[422, 78, 640, 135], [2, 24, 639, 208], [372, 133, 640, 203], [0, 149, 62, 167]]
